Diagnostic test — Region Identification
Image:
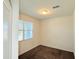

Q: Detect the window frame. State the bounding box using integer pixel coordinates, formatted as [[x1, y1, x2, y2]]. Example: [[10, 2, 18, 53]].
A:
[[18, 20, 33, 41]]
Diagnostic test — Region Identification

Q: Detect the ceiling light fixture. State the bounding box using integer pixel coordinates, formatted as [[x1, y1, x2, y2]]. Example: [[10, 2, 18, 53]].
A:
[[42, 9, 49, 15], [38, 8, 51, 15]]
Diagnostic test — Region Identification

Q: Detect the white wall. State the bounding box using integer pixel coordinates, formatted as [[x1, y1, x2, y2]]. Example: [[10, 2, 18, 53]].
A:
[[19, 14, 40, 55], [3, 3, 10, 59], [40, 15, 74, 52]]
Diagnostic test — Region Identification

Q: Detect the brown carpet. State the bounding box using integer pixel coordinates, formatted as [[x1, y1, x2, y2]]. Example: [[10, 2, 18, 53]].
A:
[[19, 45, 74, 59]]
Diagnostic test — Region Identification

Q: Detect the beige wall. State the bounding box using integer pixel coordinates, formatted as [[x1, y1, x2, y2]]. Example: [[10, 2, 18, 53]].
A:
[[40, 15, 74, 52], [19, 15, 74, 55], [19, 14, 40, 55]]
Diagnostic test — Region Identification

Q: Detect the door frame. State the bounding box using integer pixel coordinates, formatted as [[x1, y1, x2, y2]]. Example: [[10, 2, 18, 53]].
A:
[[3, 0, 19, 59]]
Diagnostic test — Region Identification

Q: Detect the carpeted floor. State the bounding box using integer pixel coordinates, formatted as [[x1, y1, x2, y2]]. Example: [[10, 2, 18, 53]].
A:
[[19, 45, 74, 59]]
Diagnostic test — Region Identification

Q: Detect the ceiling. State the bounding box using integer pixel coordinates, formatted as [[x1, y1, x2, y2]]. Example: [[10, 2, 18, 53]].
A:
[[20, 0, 74, 20]]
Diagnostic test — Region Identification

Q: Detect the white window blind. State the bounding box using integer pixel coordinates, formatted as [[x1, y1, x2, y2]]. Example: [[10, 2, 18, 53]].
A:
[[18, 20, 32, 41]]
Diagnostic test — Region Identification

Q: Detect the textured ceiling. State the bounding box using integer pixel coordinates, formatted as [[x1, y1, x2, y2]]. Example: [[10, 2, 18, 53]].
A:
[[20, 0, 74, 20]]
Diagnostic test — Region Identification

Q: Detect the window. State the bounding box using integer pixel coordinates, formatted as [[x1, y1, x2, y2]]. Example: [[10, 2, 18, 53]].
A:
[[18, 20, 32, 41]]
